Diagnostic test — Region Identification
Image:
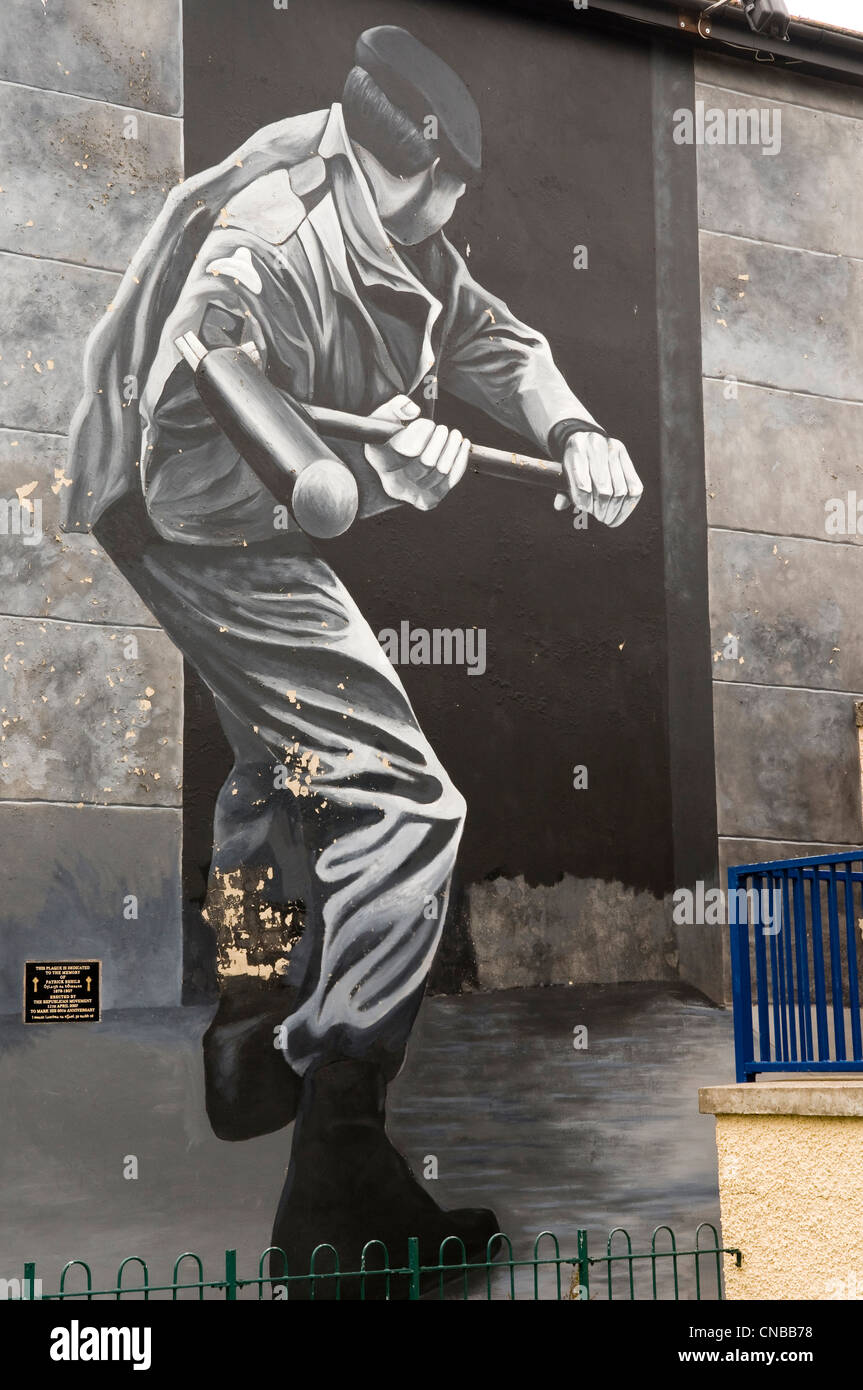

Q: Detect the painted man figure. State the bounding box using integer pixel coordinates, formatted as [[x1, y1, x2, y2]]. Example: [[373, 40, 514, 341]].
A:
[[63, 25, 642, 1284]]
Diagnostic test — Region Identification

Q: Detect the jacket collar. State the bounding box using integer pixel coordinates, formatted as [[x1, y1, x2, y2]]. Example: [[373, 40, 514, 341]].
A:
[[313, 104, 441, 392]]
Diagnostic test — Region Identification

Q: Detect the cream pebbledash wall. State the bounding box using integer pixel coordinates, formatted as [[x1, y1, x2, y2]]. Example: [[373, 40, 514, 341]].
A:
[[701, 1081, 863, 1300]]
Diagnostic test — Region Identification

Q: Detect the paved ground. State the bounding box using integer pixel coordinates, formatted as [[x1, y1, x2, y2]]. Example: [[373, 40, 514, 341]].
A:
[[0, 983, 734, 1299]]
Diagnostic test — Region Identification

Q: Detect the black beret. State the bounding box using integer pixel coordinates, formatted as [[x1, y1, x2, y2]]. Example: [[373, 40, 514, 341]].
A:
[[355, 25, 482, 181]]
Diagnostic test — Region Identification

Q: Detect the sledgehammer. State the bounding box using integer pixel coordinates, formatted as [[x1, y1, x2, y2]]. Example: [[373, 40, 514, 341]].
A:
[[175, 332, 360, 539], [175, 331, 565, 539]]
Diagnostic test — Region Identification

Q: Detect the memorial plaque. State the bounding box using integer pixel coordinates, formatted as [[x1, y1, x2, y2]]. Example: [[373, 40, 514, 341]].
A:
[[23, 961, 101, 1024]]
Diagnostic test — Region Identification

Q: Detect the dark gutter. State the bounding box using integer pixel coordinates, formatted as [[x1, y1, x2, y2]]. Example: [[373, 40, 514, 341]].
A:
[[576, 0, 863, 87]]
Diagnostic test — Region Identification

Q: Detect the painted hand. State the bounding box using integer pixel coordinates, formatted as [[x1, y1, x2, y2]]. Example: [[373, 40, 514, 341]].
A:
[[364, 395, 471, 511], [554, 433, 643, 528]]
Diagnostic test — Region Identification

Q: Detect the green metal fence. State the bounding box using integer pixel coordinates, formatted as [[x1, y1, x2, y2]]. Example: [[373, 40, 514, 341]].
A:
[[18, 1224, 741, 1301]]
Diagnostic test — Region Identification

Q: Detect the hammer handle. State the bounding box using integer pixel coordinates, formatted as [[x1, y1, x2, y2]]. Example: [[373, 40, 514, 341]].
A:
[[304, 405, 565, 490]]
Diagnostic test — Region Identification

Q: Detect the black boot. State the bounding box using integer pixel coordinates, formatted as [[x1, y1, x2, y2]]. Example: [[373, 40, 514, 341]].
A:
[[203, 981, 301, 1141], [268, 1059, 499, 1300]]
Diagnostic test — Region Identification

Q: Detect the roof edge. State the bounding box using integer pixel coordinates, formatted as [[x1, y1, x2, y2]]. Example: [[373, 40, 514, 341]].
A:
[[577, 0, 863, 87]]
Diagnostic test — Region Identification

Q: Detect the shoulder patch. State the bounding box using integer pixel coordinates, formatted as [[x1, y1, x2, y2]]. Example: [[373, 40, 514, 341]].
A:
[[223, 169, 306, 245], [205, 246, 263, 295], [289, 155, 326, 200]]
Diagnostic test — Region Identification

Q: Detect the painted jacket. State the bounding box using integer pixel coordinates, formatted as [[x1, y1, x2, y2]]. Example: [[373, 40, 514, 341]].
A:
[[65, 104, 594, 544]]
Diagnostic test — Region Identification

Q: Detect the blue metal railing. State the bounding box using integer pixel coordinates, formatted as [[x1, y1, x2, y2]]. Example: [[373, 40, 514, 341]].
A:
[[729, 851, 863, 1082]]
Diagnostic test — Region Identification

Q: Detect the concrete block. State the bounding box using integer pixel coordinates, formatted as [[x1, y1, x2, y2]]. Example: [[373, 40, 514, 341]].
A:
[[709, 528, 863, 691], [719, 835, 852, 879], [0, 0, 182, 117], [701, 1080, 863, 1116], [704, 379, 863, 544], [0, 81, 181, 270], [0, 801, 181, 1013], [0, 428, 155, 626], [713, 683, 862, 844], [0, 613, 182, 805], [683, 838, 860, 1008], [695, 52, 863, 123], [696, 82, 863, 258], [700, 230, 863, 400], [0, 251, 119, 434]]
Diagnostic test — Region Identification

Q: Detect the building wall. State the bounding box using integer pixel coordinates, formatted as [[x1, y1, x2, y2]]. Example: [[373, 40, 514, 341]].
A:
[[0, 0, 185, 1011], [716, 1111, 863, 1300], [690, 53, 863, 1003], [11, 10, 862, 1015], [0, 3, 705, 1017], [702, 1081, 863, 1301]]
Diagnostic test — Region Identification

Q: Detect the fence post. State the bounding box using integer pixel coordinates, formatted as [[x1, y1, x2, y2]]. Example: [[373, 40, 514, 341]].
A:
[[225, 1249, 238, 1301], [728, 865, 755, 1082], [576, 1229, 590, 1301], [407, 1237, 420, 1301], [23, 1262, 37, 1301]]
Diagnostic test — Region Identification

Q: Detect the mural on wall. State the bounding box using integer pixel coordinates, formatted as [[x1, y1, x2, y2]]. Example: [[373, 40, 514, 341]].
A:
[[61, 19, 643, 1289]]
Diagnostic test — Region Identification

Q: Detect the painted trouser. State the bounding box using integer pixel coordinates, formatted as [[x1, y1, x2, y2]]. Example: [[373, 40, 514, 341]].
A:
[[137, 532, 466, 1077]]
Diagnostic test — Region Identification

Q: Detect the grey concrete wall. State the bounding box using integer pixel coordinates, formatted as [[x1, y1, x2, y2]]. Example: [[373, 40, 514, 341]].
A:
[[469, 876, 680, 991], [692, 53, 863, 1003], [10, 22, 859, 1014], [0, 0, 184, 1013]]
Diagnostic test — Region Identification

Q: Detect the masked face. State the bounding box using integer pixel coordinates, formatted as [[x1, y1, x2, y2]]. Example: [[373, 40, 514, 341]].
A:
[[385, 164, 467, 245], [353, 144, 467, 246]]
